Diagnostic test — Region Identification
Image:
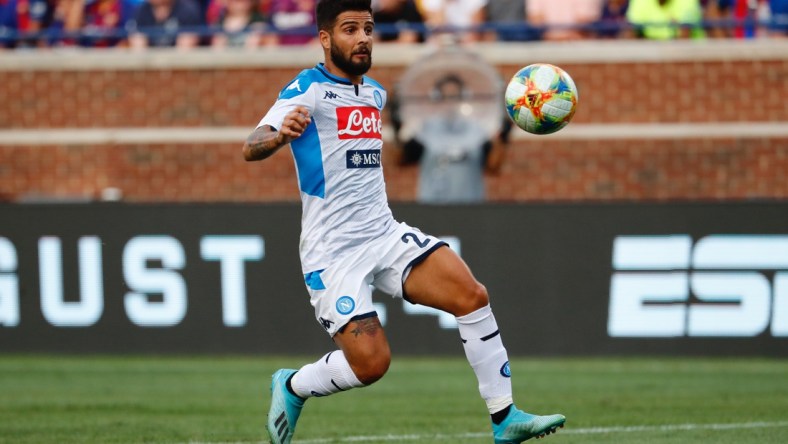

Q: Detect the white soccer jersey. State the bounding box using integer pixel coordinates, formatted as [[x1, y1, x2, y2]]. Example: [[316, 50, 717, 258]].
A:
[[259, 63, 397, 273]]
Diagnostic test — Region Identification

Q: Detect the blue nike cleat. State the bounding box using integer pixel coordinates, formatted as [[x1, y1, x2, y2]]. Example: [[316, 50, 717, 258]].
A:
[[492, 407, 566, 443], [266, 369, 305, 444]]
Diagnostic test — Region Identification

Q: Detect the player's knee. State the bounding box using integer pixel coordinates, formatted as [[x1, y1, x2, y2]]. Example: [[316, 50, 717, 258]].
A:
[[352, 349, 391, 385], [458, 282, 489, 316]]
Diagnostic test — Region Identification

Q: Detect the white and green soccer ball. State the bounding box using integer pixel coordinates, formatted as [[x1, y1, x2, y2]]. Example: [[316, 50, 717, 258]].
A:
[[505, 63, 578, 135]]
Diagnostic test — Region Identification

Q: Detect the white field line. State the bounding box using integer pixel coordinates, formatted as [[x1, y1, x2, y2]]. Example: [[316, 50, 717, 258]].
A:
[[185, 420, 788, 444]]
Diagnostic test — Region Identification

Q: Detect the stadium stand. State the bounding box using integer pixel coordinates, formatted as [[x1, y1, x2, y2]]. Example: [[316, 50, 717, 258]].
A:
[[0, 0, 786, 48]]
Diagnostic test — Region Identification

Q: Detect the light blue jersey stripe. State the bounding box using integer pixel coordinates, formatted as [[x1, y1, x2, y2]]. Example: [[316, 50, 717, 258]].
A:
[[291, 119, 325, 198]]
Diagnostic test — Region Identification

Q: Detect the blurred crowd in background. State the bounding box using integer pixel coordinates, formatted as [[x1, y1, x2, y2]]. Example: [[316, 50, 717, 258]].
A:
[[0, 0, 786, 49]]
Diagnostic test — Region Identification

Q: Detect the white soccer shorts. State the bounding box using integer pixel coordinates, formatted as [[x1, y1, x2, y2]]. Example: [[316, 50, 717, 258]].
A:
[[303, 221, 447, 336]]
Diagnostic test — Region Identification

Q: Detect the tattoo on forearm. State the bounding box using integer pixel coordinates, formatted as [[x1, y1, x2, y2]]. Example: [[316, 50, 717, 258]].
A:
[[244, 127, 282, 160], [351, 318, 380, 338]]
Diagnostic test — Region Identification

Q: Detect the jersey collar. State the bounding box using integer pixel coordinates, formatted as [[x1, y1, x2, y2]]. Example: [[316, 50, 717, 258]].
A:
[[316, 63, 365, 86]]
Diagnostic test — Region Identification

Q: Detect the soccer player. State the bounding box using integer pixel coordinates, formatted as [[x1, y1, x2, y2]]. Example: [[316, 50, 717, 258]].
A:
[[242, 1, 566, 443]]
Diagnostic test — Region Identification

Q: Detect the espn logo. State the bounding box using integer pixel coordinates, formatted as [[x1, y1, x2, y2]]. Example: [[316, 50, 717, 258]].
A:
[[608, 235, 788, 338], [337, 107, 382, 139]]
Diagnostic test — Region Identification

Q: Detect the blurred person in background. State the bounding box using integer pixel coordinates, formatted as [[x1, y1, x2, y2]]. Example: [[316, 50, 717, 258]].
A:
[[35, 0, 95, 46], [770, 0, 788, 36], [730, 0, 771, 37], [527, 0, 603, 40], [0, 0, 18, 47], [267, 0, 317, 45], [0, 0, 52, 47], [210, 0, 267, 48], [703, 0, 734, 37], [391, 74, 510, 203], [702, 0, 770, 38], [59, 0, 137, 46], [43, 0, 75, 45], [418, 0, 487, 43], [483, 0, 535, 41], [626, 0, 705, 39], [596, 0, 632, 38], [372, 0, 423, 42], [206, 0, 268, 29], [127, 0, 203, 48]]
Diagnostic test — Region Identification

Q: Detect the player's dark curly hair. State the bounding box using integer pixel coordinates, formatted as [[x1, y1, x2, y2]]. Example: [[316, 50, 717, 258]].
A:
[[316, 0, 372, 32]]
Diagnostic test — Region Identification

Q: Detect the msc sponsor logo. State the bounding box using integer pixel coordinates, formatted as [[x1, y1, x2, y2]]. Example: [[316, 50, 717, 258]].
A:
[[336, 106, 382, 139], [609, 235, 788, 338], [346, 149, 381, 169]]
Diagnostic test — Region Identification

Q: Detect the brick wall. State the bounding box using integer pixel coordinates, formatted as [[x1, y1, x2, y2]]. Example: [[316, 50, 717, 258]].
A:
[[0, 42, 786, 202]]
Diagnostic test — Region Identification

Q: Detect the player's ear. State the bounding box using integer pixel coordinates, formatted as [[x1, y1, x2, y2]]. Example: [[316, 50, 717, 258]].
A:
[[319, 29, 331, 51]]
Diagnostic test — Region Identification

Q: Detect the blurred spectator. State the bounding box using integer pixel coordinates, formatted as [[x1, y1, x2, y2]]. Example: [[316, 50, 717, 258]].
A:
[[484, 0, 536, 41], [46, 0, 73, 44], [713, 0, 754, 37], [210, 0, 266, 48], [527, 0, 603, 40], [597, 0, 631, 38], [127, 0, 203, 48], [60, 0, 137, 46], [391, 74, 510, 204], [770, 0, 788, 36], [703, 0, 733, 37], [0, 0, 17, 47], [738, 0, 771, 37], [372, 0, 424, 43], [418, 0, 487, 43], [205, 0, 264, 25], [627, 0, 705, 39], [267, 0, 316, 45], [0, 0, 52, 47]]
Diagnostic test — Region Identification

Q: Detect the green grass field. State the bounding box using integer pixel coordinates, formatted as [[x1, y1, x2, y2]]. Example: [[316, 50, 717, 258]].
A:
[[1, 355, 786, 444]]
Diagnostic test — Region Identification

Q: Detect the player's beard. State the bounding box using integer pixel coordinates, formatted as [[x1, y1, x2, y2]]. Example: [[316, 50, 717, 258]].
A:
[[330, 40, 371, 77]]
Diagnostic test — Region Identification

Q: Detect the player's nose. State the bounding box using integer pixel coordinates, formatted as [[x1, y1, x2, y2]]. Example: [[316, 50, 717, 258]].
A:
[[357, 30, 371, 44]]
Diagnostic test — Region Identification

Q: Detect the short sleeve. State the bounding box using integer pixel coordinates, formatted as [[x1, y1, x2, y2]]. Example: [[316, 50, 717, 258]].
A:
[[258, 77, 317, 130]]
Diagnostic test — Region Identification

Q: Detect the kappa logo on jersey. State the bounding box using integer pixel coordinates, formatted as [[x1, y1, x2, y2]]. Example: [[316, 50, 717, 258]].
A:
[[324, 90, 340, 100], [286, 80, 301, 92], [346, 149, 382, 169], [336, 107, 382, 140]]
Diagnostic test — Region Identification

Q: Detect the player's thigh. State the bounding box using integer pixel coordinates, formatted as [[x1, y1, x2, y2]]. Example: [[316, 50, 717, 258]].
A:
[[403, 245, 488, 316]]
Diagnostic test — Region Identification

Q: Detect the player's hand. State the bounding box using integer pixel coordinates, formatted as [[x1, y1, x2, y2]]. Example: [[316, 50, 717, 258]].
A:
[[278, 107, 311, 144]]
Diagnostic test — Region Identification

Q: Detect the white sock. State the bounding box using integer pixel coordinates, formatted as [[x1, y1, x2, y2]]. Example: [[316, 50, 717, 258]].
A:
[[289, 351, 365, 399], [456, 304, 513, 414]]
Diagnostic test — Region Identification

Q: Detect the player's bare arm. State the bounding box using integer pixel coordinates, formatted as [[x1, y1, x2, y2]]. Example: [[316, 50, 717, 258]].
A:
[[242, 107, 311, 161]]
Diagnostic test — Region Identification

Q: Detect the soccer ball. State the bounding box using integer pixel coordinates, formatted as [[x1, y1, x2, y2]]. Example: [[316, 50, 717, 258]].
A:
[[504, 63, 578, 135]]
